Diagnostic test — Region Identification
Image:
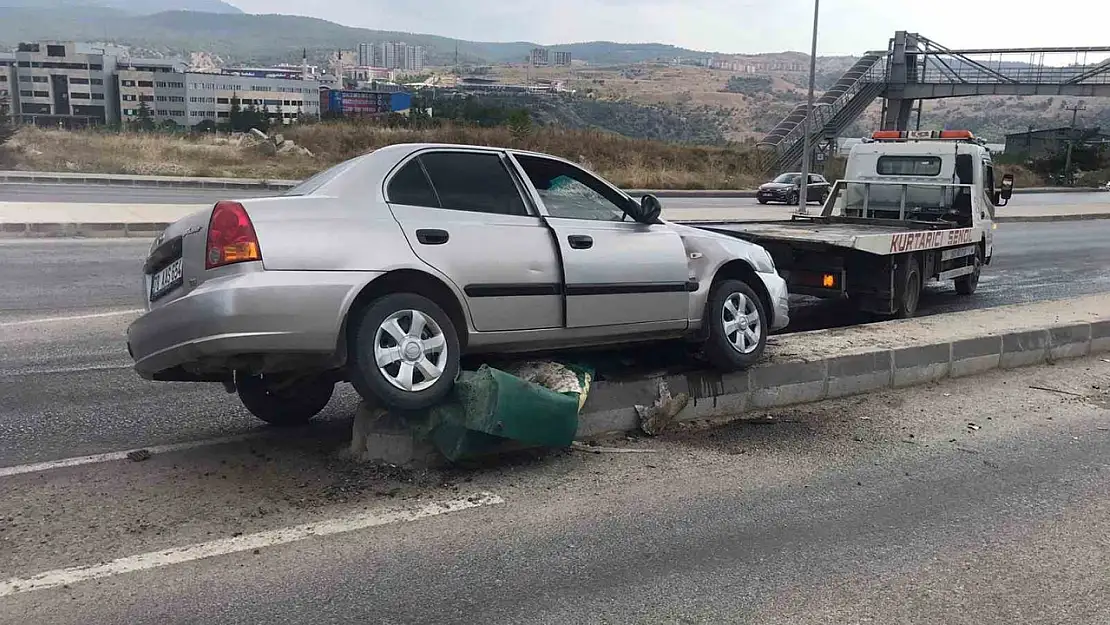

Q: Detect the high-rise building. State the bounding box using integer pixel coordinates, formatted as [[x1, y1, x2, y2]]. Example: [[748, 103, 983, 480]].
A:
[[376, 42, 426, 72], [530, 47, 549, 66], [552, 51, 572, 66], [357, 43, 373, 68]]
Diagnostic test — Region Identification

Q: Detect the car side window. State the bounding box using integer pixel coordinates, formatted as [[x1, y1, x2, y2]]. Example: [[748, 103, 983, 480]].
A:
[[809, 174, 824, 184], [418, 151, 528, 217], [386, 159, 439, 208], [514, 154, 629, 222]]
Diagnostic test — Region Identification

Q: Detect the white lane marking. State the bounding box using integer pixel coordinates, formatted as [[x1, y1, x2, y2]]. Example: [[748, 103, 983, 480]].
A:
[[0, 433, 261, 478], [0, 309, 143, 327], [1, 362, 132, 376], [0, 493, 504, 597]]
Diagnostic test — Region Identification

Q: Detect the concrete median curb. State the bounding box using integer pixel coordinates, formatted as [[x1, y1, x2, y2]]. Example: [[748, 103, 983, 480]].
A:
[[575, 296, 1110, 438], [2, 170, 1103, 197]]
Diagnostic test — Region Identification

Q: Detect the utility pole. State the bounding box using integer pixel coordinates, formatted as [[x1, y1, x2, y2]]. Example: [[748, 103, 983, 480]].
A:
[[797, 0, 820, 216], [1063, 101, 1086, 186]]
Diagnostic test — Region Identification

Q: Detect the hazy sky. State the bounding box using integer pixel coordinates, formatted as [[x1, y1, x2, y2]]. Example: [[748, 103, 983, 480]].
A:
[[227, 0, 1108, 56]]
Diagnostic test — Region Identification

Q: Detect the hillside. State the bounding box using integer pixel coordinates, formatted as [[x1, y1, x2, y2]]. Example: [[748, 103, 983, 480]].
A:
[[0, 0, 240, 13], [0, 7, 710, 66], [490, 62, 1110, 144]]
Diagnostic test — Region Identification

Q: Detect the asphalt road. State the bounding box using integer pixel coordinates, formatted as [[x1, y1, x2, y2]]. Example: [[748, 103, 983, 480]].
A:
[[1, 181, 1105, 209], [3, 357, 1109, 624], [1, 218, 1109, 468]]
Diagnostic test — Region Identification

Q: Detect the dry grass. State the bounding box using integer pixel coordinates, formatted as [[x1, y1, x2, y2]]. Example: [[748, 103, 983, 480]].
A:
[[4, 126, 321, 180], [3, 123, 768, 189]]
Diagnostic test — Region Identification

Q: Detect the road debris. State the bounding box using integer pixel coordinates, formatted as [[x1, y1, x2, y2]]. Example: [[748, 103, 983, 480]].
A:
[[967, 423, 981, 431], [570, 442, 658, 454], [636, 379, 690, 436], [126, 449, 152, 462], [1029, 384, 1084, 397]]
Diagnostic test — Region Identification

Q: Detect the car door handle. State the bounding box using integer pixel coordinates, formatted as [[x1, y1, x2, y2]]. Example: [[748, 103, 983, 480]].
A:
[[567, 235, 593, 249], [416, 229, 449, 245]]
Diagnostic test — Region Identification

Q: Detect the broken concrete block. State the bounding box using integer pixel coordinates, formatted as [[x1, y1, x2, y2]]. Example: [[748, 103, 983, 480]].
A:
[[347, 402, 441, 469]]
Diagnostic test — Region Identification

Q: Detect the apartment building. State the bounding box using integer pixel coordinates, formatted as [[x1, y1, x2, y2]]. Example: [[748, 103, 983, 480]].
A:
[[366, 42, 426, 72], [10, 41, 124, 128], [117, 69, 322, 128]]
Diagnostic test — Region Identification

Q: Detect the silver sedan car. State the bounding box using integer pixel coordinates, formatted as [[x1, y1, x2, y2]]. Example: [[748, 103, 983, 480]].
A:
[[127, 143, 789, 424]]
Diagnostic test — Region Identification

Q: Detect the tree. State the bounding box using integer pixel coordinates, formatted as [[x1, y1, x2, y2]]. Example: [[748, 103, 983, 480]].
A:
[[133, 100, 156, 132], [228, 93, 244, 132], [0, 96, 14, 146], [507, 108, 532, 140]]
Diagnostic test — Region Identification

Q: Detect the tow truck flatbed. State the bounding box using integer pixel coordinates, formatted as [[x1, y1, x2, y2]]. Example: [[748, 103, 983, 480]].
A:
[[693, 215, 980, 256]]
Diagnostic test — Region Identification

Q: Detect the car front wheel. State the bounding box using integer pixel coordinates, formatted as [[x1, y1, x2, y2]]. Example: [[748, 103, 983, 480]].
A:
[[348, 292, 461, 411], [236, 372, 335, 426], [703, 279, 769, 370]]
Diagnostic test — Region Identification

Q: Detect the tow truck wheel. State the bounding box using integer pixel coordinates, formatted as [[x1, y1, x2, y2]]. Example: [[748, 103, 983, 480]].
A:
[[954, 247, 982, 295], [236, 372, 335, 426], [894, 256, 923, 319], [703, 279, 769, 370]]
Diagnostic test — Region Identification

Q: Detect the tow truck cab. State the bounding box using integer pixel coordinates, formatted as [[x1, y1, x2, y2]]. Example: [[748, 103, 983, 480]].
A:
[[842, 130, 1013, 253]]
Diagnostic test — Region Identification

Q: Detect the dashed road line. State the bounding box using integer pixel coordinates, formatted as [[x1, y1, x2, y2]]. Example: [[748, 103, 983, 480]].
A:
[[0, 309, 144, 327], [0, 433, 262, 478], [0, 493, 505, 597]]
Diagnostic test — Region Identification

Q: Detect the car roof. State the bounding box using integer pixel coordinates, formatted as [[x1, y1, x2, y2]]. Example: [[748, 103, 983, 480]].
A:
[[292, 142, 624, 200]]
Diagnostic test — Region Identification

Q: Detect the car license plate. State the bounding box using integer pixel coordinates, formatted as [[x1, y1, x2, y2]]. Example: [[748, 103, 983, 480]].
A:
[[150, 257, 184, 301]]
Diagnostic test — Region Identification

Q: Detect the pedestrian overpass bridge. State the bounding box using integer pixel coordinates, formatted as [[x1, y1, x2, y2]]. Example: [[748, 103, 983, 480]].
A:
[[760, 31, 1110, 174]]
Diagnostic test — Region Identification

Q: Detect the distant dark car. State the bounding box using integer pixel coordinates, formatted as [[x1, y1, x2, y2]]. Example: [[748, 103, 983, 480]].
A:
[[756, 173, 830, 205]]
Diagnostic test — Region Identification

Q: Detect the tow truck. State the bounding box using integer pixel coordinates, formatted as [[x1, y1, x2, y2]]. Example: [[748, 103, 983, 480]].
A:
[[696, 130, 1014, 317]]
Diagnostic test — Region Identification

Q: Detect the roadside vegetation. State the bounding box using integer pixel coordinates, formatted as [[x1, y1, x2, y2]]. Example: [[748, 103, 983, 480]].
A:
[[1, 122, 768, 189]]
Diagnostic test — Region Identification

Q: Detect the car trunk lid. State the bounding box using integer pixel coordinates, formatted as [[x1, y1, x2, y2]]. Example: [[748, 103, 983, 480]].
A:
[[142, 207, 212, 309]]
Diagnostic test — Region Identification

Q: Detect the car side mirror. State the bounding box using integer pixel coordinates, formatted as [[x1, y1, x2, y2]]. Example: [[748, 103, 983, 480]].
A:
[[635, 194, 662, 224]]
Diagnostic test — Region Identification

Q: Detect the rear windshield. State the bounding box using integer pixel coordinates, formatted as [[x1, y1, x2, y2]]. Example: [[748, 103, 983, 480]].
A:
[[284, 158, 361, 196], [876, 155, 942, 176]]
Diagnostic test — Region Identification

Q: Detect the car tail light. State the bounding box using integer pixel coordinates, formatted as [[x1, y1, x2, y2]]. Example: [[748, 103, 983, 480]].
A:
[[205, 201, 262, 270]]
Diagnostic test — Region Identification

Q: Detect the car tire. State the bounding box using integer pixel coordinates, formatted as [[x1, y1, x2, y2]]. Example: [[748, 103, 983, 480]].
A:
[[702, 279, 769, 370], [757, 198, 769, 205], [893, 255, 923, 319], [788, 191, 799, 205], [236, 372, 335, 426], [954, 247, 982, 295], [348, 292, 461, 411]]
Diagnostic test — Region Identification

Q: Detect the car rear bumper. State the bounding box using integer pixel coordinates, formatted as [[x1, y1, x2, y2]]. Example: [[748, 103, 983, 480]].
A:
[[759, 270, 790, 331], [126, 270, 380, 380]]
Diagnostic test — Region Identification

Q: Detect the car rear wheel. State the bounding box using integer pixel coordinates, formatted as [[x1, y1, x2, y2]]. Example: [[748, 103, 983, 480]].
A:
[[236, 372, 335, 426], [348, 292, 461, 411], [703, 279, 769, 370]]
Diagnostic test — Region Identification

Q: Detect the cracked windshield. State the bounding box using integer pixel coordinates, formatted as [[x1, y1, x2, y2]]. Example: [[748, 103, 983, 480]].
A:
[[3, 0, 1110, 623]]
